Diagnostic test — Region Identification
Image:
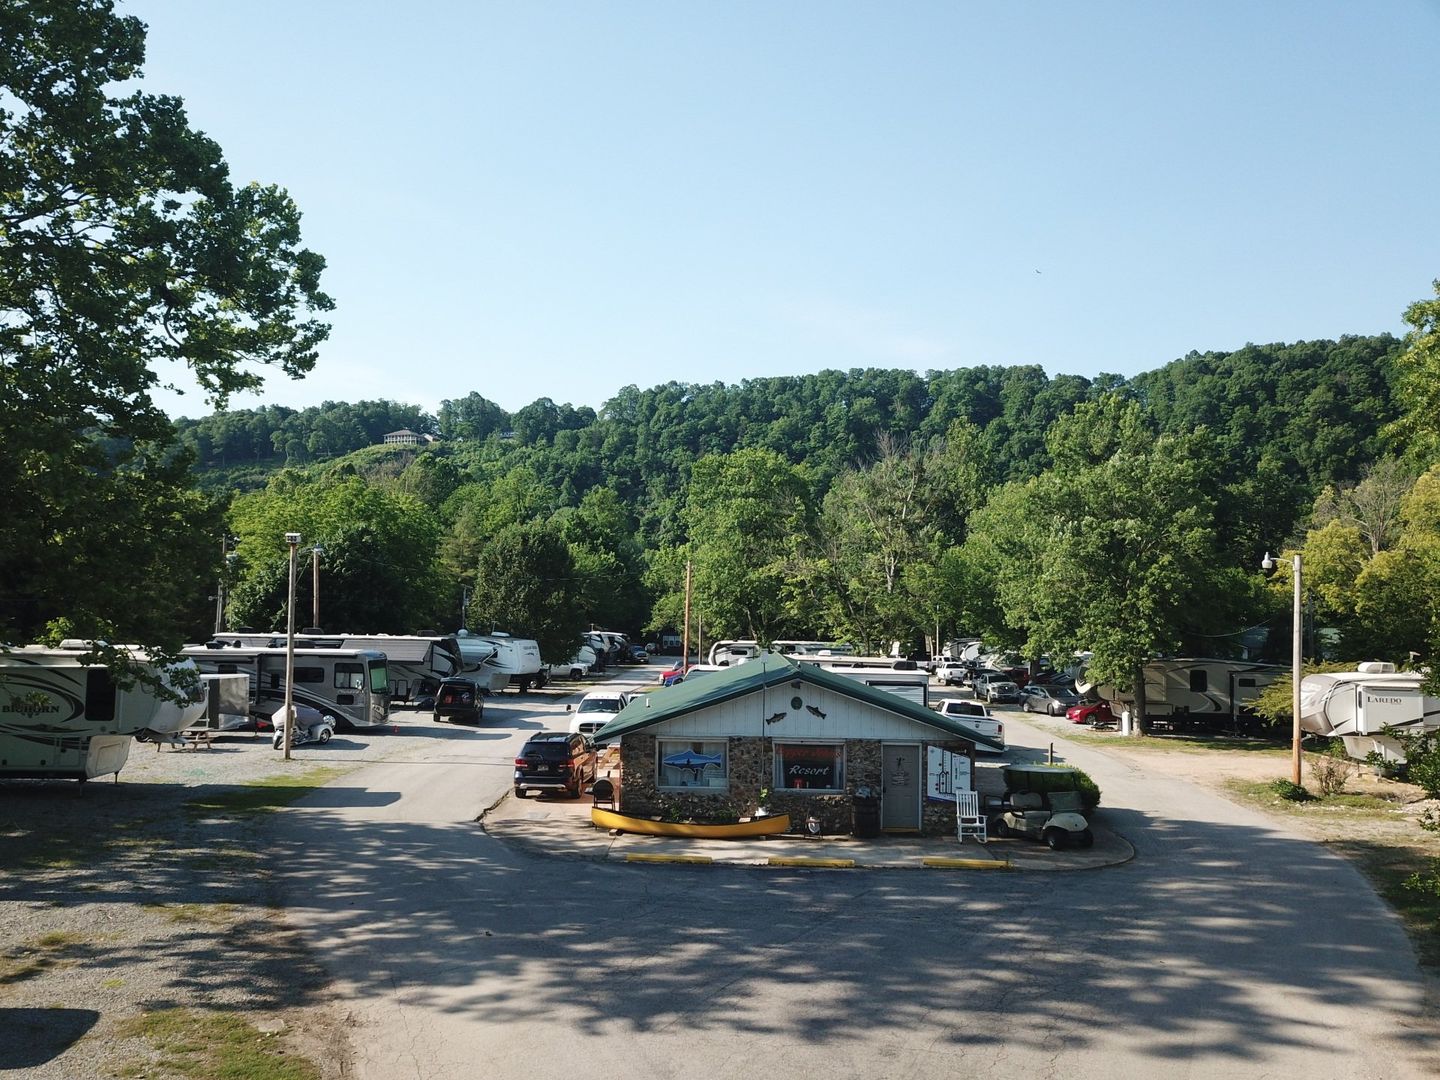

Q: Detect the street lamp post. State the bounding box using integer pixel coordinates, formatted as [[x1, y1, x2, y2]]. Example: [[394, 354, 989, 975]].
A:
[[214, 535, 237, 634], [1262, 550, 1303, 786], [311, 544, 324, 631], [284, 532, 302, 762]]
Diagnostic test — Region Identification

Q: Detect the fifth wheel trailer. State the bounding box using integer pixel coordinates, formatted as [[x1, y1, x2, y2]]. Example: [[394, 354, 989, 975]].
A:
[[1084, 657, 1285, 732], [1299, 663, 1440, 763], [0, 642, 205, 780]]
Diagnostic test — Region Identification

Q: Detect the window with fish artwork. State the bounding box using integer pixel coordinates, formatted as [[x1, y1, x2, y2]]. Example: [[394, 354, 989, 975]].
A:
[[773, 742, 844, 793], [657, 739, 729, 790]]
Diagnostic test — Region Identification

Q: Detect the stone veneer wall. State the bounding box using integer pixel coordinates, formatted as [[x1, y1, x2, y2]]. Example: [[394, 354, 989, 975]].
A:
[[617, 733, 969, 836], [618, 733, 770, 823]]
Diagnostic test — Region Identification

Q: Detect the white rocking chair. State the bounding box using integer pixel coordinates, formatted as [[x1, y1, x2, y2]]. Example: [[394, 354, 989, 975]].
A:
[[955, 789, 987, 844]]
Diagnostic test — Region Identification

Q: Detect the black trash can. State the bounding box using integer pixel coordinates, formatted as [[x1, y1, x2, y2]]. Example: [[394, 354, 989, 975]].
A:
[[852, 785, 880, 838]]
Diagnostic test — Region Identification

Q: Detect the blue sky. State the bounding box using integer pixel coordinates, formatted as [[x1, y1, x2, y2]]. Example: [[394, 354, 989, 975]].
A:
[[126, 1, 1440, 420]]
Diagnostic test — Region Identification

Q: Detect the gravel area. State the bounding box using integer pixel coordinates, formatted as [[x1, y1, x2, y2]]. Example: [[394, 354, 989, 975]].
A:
[[0, 701, 492, 1078]]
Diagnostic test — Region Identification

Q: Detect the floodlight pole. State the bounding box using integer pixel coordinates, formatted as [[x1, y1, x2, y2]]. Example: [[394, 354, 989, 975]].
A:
[[284, 532, 301, 761], [1261, 550, 1304, 787], [214, 535, 236, 635]]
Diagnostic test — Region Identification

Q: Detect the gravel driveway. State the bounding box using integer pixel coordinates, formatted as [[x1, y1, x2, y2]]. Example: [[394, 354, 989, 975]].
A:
[[0, 704, 504, 1078]]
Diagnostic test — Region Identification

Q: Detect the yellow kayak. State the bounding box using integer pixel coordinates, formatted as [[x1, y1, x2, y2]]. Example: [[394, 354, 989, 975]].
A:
[[591, 807, 791, 838]]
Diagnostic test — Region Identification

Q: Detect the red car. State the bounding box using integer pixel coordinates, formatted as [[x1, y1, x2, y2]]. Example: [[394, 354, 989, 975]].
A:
[[1065, 700, 1117, 726]]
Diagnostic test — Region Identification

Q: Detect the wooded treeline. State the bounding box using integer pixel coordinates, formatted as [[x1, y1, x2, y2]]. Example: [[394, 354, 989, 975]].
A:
[[178, 334, 1401, 540], [155, 330, 1440, 701]]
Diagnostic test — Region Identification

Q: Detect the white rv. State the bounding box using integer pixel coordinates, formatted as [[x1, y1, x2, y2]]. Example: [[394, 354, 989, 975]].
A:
[[218, 633, 463, 704], [708, 640, 762, 666], [1300, 663, 1440, 763], [1086, 657, 1284, 730], [455, 631, 546, 692], [771, 640, 857, 658], [0, 642, 205, 780], [789, 654, 931, 706], [184, 642, 390, 730]]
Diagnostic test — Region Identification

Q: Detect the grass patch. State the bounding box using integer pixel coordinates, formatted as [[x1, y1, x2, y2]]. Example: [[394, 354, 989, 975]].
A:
[[113, 1007, 319, 1080], [1064, 729, 1291, 754], [143, 902, 240, 927], [1226, 779, 1409, 816], [4, 829, 164, 873], [0, 931, 91, 984], [1323, 793, 1400, 811], [185, 767, 343, 818]]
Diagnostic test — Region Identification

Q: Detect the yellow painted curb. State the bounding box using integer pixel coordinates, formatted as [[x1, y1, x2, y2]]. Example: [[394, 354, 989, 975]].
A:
[[767, 856, 857, 868], [922, 856, 1009, 870], [625, 853, 713, 865]]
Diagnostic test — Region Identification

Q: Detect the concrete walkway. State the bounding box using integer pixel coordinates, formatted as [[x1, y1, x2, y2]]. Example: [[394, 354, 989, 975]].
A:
[[479, 788, 1134, 870]]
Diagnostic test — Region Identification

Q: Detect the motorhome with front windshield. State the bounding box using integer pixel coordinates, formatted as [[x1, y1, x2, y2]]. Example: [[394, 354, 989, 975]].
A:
[[184, 641, 390, 730]]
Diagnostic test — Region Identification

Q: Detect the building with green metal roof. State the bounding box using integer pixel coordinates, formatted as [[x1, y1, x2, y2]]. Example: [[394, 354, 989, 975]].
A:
[[594, 654, 1001, 837]]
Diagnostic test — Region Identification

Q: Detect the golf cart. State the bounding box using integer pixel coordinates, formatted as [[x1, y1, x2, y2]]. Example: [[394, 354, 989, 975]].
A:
[[989, 764, 1095, 850]]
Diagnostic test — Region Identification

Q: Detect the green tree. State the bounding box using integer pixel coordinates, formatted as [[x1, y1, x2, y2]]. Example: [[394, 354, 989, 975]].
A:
[[682, 448, 815, 641], [965, 399, 1234, 731], [1385, 279, 1440, 462], [467, 520, 586, 664], [809, 435, 945, 650], [227, 476, 444, 633], [0, 0, 331, 646], [553, 488, 650, 632]]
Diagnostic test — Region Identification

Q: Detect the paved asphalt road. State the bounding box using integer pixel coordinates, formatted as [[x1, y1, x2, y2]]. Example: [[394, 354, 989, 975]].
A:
[[267, 674, 1438, 1080]]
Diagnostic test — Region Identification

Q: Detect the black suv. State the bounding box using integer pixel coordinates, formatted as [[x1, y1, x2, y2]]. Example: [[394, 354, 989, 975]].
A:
[[434, 678, 484, 724], [514, 731, 595, 798]]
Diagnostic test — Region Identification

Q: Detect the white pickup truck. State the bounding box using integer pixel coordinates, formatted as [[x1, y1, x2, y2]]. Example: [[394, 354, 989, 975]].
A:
[[935, 699, 1006, 751]]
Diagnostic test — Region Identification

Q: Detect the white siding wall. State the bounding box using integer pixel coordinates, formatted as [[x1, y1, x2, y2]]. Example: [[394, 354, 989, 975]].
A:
[[651, 684, 941, 741]]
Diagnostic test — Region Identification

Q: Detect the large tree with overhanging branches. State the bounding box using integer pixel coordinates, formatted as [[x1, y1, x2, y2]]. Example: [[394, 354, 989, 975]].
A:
[[0, 0, 333, 648]]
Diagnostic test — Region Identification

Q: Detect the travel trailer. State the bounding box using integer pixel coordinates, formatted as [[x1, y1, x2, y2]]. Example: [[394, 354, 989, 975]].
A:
[[452, 634, 507, 693], [183, 641, 390, 730], [455, 630, 546, 692], [770, 640, 857, 658], [708, 640, 762, 666], [788, 655, 931, 706], [0, 642, 205, 780], [217, 633, 463, 704], [590, 630, 635, 663], [1084, 657, 1284, 731], [1300, 663, 1440, 763]]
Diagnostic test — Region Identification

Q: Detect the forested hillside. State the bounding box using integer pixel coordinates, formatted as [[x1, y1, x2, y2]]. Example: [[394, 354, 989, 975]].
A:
[[155, 331, 1440, 700], [179, 335, 1402, 535]]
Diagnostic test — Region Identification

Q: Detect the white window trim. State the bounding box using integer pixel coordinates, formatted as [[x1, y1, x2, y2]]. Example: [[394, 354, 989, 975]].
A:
[[772, 739, 847, 795]]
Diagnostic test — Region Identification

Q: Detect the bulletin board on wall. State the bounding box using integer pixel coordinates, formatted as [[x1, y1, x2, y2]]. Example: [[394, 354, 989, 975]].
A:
[[925, 746, 972, 802]]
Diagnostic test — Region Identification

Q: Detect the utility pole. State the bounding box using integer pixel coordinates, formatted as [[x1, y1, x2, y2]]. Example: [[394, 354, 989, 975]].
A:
[[681, 560, 692, 668], [310, 544, 324, 631], [283, 533, 301, 762]]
